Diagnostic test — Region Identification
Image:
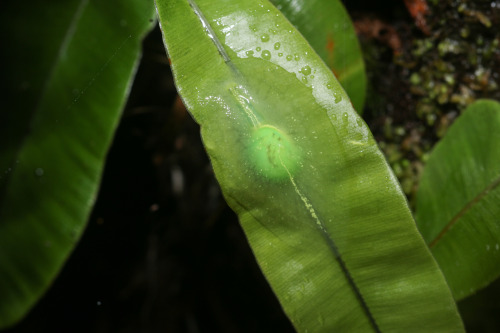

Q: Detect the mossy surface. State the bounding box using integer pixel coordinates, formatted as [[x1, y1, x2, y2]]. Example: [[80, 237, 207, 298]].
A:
[[353, 0, 500, 208]]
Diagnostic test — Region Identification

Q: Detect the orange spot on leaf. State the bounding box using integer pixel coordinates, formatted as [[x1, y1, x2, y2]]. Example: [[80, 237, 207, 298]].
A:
[[326, 34, 335, 63], [326, 36, 335, 53]]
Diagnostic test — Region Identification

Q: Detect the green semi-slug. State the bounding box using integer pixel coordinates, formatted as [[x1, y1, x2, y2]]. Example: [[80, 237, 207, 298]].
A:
[[248, 124, 300, 180]]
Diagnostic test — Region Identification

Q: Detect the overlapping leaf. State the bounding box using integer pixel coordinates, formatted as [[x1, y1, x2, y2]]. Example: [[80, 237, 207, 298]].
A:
[[156, 0, 464, 331], [0, 0, 155, 328], [271, 0, 367, 113], [416, 99, 500, 300]]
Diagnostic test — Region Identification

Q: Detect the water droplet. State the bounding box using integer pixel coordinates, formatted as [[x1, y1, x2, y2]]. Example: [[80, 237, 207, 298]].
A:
[[271, 29, 278, 34], [278, 52, 283, 57], [356, 118, 363, 127], [261, 34, 270, 42], [331, 114, 337, 121], [261, 50, 271, 60], [334, 93, 342, 103], [300, 65, 311, 76], [274, 42, 281, 50], [35, 168, 44, 177], [487, 244, 491, 251], [302, 77, 308, 84], [342, 112, 349, 125], [245, 50, 254, 57], [286, 55, 293, 61], [256, 46, 261, 52], [326, 83, 333, 89], [294, 54, 300, 61], [310, 75, 314, 79], [496, 244, 499, 250]]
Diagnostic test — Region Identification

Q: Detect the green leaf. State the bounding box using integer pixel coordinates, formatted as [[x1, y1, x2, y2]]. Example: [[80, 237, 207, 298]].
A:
[[415, 99, 500, 301], [0, 0, 155, 328], [156, 0, 463, 331], [270, 0, 367, 113]]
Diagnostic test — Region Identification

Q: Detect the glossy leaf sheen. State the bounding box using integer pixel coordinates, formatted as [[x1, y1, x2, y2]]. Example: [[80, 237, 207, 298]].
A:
[[156, 0, 464, 331], [270, 0, 367, 113], [416, 99, 500, 301], [0, 0, 155, 327]]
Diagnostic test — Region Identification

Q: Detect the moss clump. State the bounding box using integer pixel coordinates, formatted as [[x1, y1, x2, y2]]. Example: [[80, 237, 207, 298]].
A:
[[359, 0, 500, 208]]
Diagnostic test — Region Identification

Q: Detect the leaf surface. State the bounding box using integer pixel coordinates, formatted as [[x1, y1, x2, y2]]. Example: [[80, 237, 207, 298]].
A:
[[270, 0, 367, 113], [0, 0, 155, 327], [156, 0, 464, 331], [415, 99, 500, 300]]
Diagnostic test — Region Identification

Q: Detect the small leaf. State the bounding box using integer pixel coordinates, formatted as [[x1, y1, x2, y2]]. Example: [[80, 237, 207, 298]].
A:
[[270, 0, 367, 113], [0, 0, 155, 328], [416, 99, 500, 301], [156, 0, 464, 331]]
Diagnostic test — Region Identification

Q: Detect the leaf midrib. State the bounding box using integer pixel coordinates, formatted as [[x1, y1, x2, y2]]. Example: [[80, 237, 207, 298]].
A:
[[185, 1, 380, 331], [430, 172, 500, 248]]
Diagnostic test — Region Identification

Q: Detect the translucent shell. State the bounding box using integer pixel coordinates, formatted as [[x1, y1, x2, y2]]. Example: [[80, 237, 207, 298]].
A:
[[248, 125, 300, 180]]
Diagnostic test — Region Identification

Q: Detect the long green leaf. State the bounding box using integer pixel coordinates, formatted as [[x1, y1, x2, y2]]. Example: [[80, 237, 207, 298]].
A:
[[415, 99, 500, 301], [0, 0, 155, 328], [156, 0, 464, 331], [270, 0, 367, 113]]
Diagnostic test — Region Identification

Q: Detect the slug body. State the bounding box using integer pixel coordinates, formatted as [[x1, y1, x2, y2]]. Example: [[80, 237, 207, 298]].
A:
[[249, 125, 300, 180]]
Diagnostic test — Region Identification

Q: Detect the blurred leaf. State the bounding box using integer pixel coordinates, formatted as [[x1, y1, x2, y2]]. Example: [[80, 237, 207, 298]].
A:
[[156, 0, 463, 331], [416, 99, 500, 300], [0, 0, 155, 328], [270, 0, 367, 113]]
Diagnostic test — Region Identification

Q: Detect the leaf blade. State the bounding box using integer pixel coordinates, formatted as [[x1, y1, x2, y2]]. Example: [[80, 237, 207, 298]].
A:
[[416, 99, 500, 300], [156, 0, 464, 331], [0, 0, 155, 327]]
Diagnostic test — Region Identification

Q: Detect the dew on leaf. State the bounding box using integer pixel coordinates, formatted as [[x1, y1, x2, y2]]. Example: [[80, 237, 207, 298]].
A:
[[300, 65, 311, 76], [334, 93, 342, 103], [342, 112, 349, 125], [261, 50, 271, 60]]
